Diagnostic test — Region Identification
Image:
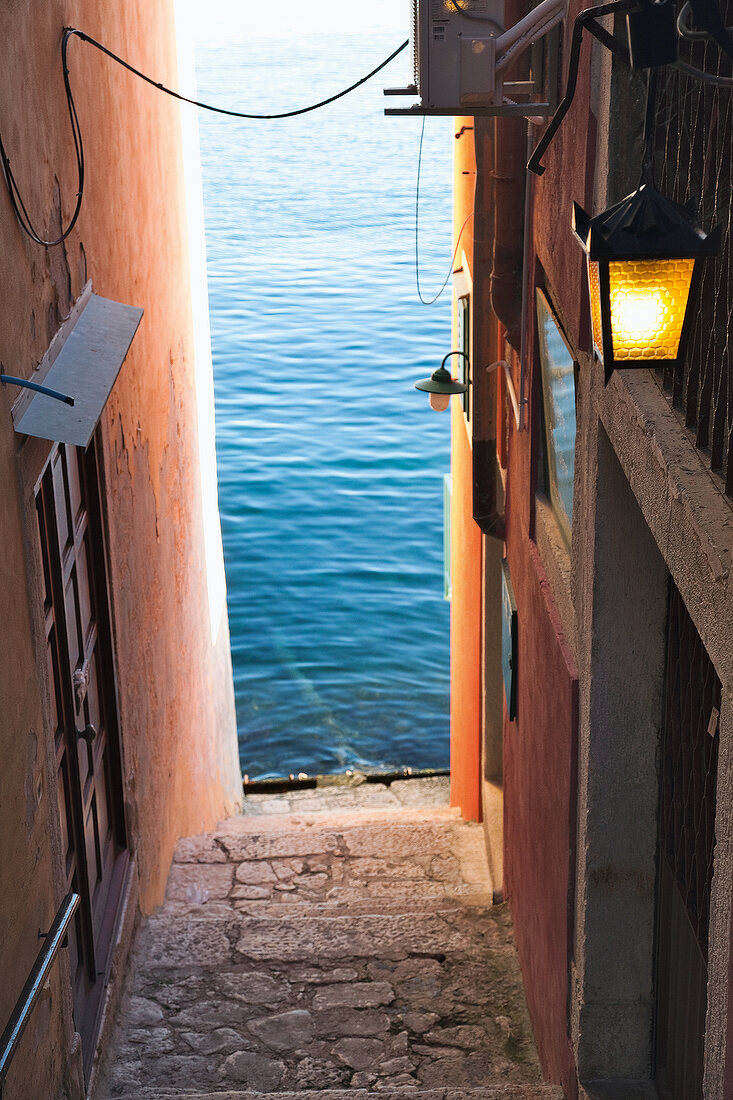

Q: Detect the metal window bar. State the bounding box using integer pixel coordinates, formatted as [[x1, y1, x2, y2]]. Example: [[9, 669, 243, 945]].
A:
[[660, 582, 720, 959], [653, 4, 733, 493], [655, 582, 720, 1098], [0, 893, 80, 1097]]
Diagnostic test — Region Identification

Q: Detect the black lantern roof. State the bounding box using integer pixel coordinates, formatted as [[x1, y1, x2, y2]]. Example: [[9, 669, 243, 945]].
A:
[[572, 183, 721, 261]]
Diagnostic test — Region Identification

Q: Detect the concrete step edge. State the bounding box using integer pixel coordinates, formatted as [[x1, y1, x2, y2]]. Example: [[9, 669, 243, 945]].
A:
[[213, 807, 468, 834], [101, 1086, 565, 1100]]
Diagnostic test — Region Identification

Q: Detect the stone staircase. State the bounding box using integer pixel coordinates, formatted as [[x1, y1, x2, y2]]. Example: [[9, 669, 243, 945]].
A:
[[99, 778, 563, 1099]]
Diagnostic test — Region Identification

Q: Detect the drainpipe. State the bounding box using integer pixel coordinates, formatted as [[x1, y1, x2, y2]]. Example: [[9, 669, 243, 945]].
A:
[[471, 117, 506, 541], [473, 17, 528, 538], [489, 0, 531, 351], [472, 0, 531, 539]]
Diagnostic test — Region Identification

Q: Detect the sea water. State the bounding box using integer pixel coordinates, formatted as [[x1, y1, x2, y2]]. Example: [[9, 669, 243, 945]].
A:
[[196, 35, 454, 779]]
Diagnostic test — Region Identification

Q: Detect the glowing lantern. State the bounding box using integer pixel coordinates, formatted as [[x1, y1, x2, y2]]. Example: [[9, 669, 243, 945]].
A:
[[573, 183, 720, 384]]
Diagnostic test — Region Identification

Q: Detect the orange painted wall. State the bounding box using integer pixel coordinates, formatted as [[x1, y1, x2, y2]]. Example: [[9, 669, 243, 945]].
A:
[[0, 2, 240, 1095], [449, 119, 482, 821], [450, 406, 482, 820]]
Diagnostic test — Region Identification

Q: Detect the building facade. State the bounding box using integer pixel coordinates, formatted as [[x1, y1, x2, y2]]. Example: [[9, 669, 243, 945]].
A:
[[449, 3, 733, 1098], [0, 3, 241, 1097]]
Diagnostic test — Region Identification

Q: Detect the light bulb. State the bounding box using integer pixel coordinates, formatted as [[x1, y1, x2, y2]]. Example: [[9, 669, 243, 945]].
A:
[[609, 258, 694, 361], [429, 391, 451, 412]]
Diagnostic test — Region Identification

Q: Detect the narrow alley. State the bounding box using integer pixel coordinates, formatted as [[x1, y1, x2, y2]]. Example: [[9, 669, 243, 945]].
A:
[[99, 777, 561, 1099]]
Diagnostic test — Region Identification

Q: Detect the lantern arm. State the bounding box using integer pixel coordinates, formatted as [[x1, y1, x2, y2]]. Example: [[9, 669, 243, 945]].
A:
[[527, 0, 637, 177]]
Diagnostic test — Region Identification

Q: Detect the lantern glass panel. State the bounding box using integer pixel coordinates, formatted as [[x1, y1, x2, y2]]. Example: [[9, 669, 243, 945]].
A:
[[588, 260, 604, 358], [609, 257, 695, 361]]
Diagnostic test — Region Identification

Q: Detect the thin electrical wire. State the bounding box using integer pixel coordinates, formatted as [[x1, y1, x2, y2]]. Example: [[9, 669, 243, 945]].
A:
[[415, 116, 475, 306], [0, 31, 84, 246], [641, 68, 658, 185], [0, 29, 408, 247], [66, 28, 408, 119]]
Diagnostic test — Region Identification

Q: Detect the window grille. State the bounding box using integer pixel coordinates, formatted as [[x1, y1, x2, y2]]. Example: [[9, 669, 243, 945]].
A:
[[659, 581, 720, 960], [653, 17, 733, 493], [655, 580, 720, 1098]]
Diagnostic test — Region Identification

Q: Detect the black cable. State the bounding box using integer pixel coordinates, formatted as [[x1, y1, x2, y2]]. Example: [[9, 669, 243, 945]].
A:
[[0, 29, 408, 247], [0, 30, 84, 246], [640, 68, 658, 186], [689, 0, 733, 62], [67, 28, 408, 119]]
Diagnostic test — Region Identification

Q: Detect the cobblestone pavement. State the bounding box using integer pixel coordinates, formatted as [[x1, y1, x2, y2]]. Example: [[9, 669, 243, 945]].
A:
[[99, 778, 563, 1099]]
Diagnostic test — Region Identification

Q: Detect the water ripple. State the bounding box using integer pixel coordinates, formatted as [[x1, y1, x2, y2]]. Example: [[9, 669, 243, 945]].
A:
[[198, 35, 453, 779]]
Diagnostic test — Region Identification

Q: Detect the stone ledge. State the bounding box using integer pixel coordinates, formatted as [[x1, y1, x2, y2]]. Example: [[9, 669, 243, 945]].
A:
[[103, 1087, 566, 1100]]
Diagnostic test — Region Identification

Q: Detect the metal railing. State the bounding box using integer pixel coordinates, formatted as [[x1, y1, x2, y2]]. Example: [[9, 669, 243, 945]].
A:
[[0, 892, 80, 1097], [655, 11, 733, 495]]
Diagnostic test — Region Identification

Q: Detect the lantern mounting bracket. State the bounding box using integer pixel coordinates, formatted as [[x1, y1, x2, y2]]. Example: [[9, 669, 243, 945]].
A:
[[529, 0, 733, 175], [528, 0, 639, 176]]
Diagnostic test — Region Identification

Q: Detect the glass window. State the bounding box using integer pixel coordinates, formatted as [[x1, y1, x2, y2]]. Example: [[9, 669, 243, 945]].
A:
[[536, 289, 577, 546], [457, 295, 471, 421]]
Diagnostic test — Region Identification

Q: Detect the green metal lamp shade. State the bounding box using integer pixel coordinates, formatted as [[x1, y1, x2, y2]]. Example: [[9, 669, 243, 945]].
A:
[[414, 365, 468, 395]]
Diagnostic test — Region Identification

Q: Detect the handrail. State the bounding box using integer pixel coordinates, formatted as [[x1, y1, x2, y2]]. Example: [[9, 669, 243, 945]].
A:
[[0, 892, 80, 1094]]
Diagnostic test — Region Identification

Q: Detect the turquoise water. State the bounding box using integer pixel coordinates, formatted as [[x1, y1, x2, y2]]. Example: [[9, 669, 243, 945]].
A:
[[196, 36, 453, 779]]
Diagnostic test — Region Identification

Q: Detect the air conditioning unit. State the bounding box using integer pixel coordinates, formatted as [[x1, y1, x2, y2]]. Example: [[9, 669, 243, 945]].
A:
[[385, 0, 566, 117], [412, 0, 505, 109]]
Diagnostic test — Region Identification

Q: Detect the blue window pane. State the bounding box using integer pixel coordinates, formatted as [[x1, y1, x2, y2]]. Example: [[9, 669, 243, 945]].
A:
[[537, 291, 577, 543]]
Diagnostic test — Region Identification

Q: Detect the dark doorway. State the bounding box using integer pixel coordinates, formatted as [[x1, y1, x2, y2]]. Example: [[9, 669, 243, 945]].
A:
[[36, 439, 128, 1076], [654, 579, 720, 1100]]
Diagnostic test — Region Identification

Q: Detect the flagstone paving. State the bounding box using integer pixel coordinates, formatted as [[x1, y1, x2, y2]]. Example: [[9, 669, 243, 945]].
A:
[[99, 777, 563, 1099]]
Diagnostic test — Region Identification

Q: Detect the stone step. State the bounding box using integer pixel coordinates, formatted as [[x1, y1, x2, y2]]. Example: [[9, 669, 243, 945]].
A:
[[238, 775, 454, 818], [167, 811, 492, 920], [105, 1086, 565, 1099], [100, 788, 551, 1100]]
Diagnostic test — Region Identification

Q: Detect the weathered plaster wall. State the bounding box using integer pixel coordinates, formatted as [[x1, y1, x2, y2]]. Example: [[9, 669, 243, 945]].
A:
[[503, 486, 579, 1098], [0, 1, 240, 1095], [450, 403, 482, 821], [496, 4, 596, 1092], [450, 120, 482, 822]]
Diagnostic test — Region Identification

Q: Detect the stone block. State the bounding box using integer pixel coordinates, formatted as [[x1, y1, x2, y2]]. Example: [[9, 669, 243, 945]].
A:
[[401, 1011, 440, 1033], [294, 1055, 349, 1088], [141, 918, 233, 968], [235, 860, 277, 884], [221, 1050, 285, 1088], [314, 1008, 391, 1038], [181, 1027, 248, 1054], [125, 996, 164, 1027], [173, 835, 227, 863], [231, 883, 271, 899], [236, 913, 467, 960], [169, 1001, 251, 1027], [219, 970, 290, 1003], [218, 831, 340, 861], [332, 1037, 386, 1069], [424, 1024, 489, 1048], [290, 966, 360, 984], [312, 982, 395, 1010], [165, 862, 233, 901], [247, 1008, 315, 1050], [377, 1056, 417, 1075]]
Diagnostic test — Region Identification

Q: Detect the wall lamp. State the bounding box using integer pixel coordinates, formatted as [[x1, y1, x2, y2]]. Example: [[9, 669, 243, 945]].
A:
[[414, 351, 469, 412], [573, 182, 720, 383]]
